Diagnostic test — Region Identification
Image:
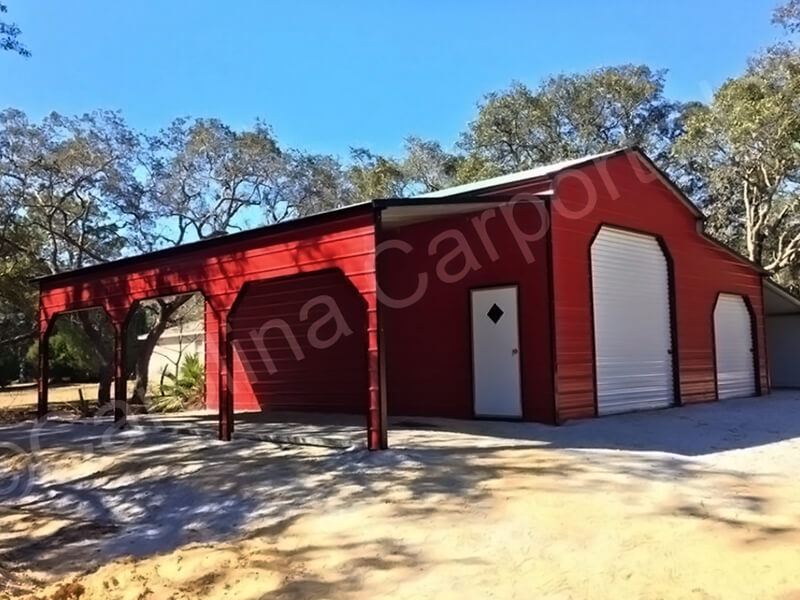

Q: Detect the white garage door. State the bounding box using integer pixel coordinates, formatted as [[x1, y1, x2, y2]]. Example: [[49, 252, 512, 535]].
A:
[[591, 227, 675, 415], [714, 294, 757, 399]]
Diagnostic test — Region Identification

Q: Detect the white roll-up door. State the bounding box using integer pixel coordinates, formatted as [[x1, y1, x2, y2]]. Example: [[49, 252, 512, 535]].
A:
[[714, 294, 757, 399], [591, 227, 675, 415]]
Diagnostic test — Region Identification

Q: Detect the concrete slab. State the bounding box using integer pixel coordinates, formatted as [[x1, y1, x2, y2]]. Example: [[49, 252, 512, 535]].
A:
[[40, 390, 800, 455], [142, 411, 367, 449]]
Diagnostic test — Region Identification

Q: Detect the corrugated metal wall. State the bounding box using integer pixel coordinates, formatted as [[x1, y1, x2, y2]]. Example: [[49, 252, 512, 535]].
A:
[[379, 201, 555, 423], [767, 315, 800, 388], [228, 270, 368, 414], [39, 208, 381, 445], [551, 153, 768, 421]]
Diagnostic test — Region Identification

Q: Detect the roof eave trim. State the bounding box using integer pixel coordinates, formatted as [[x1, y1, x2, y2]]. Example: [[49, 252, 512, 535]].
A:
[[373, 189, 554, 209]]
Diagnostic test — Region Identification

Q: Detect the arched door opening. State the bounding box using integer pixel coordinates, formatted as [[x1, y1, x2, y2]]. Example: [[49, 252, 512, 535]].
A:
[[226, 269, 370, 446], [125, 292, 207, 415], [39, 308, 115, 417]]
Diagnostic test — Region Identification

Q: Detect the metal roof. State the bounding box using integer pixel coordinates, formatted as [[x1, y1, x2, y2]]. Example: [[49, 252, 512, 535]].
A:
[[34, 202, 373, 284], [416, 148, 627, 199], [37, 146, 758, 286], [36, 151, 623, 285]]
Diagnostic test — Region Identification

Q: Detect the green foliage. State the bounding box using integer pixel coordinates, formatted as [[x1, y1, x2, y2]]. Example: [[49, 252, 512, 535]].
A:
[[774, 0, 800, 32], [345, 65, 684, 197], [2, 0, 800, 338], [348, 148, 407, 199], [25, 313, 113, 381], [0, 346, 18, 387], [280, 152, 354, 218], [135, 118, 285, 247], [459, 65, 682, 174], [348, 137, 462, 200], [0, 2, 28, 56], [672, 44, 800, 283], [147, 353, 205, 413], [48, 327, 98, 381], [0, 109, 134, 272], [0, 109, 134, 377]]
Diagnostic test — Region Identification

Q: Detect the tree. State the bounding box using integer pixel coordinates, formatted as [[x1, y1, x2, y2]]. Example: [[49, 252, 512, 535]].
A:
[[673, 48, 800, 286], [348, 147, 407, 199], [0, 109, 136, 402], [283, 152, 354, 217], [347, 137, 460, 200], [0, 2, 28, 56], [400, 137, 459, 193], [0, 111, 359, 409], [121, 118, 294, 407], [122, 121, 362, 407], [774, 0, 800, 32], [128, 118, 285, 249], [0, 109, 134, 273], [459, 65, 682, 174], [28, 312, 114, 383]]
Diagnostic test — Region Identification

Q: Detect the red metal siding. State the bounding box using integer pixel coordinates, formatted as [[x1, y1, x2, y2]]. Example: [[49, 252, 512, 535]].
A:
[[39, 213, 376, 320], [205, 304, 220, 410], [38, 209, 381, 445], [551, 153, 768, 421], [379, 201, 555, 423], [228, 270, 368, 413]]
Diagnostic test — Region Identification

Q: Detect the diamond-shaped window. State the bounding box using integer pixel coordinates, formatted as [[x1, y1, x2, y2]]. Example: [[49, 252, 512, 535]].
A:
[[487, 303, 504, 324]]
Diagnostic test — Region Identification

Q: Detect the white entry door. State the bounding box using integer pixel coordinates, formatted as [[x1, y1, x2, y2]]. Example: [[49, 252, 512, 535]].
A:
[[714, 293, 757, 399], [591, 227, 675, 415], [471, 286, 523, 418]]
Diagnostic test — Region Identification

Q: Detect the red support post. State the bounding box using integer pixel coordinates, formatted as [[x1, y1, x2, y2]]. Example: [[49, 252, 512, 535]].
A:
[[114, 321, 128, 425], [218, 315, 233, 441], [369, 302, 387, 450], [226, 321, 234, 439], [37, 328, 50, 420], [371, 212, 388, 450]]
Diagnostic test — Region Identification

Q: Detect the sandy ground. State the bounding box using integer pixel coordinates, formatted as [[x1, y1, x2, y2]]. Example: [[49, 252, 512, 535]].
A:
[[0, 383, 101, 412], [2, 394, 800, 599], [0, 383, 141, 413]]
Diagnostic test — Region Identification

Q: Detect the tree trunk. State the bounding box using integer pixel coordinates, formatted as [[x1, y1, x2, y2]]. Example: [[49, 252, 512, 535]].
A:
[[130, 321, 166, 409], [77, 311, 113, 409], [130, 296, 192, 409], [97, 362, 113, 406]]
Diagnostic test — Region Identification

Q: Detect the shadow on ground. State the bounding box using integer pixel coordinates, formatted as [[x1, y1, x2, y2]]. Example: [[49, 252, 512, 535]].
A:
[[86, 390, 800, 457], [0, 391, 799, 596]]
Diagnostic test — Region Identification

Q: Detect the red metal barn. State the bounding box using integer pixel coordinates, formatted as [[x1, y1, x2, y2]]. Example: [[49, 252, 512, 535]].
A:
[[36, 148, 776, 448]]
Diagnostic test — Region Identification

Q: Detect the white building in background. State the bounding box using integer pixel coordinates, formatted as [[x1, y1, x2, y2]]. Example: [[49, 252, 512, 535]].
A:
[[140, 321, 204, 388]]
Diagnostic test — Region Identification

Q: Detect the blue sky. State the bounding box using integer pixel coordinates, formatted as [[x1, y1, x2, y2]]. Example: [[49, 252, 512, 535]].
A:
[[0, 1, 783, 157]]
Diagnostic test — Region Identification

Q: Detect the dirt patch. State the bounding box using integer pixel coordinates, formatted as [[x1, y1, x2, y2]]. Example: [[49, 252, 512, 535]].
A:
[[4, 406, 800, 599], [15, 476, 800, 600], [0, 408, 39, 425], [0, 384, 99, 411]]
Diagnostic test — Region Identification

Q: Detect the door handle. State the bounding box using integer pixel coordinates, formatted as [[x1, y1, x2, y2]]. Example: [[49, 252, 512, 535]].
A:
[[512, 348, 519, 355]]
